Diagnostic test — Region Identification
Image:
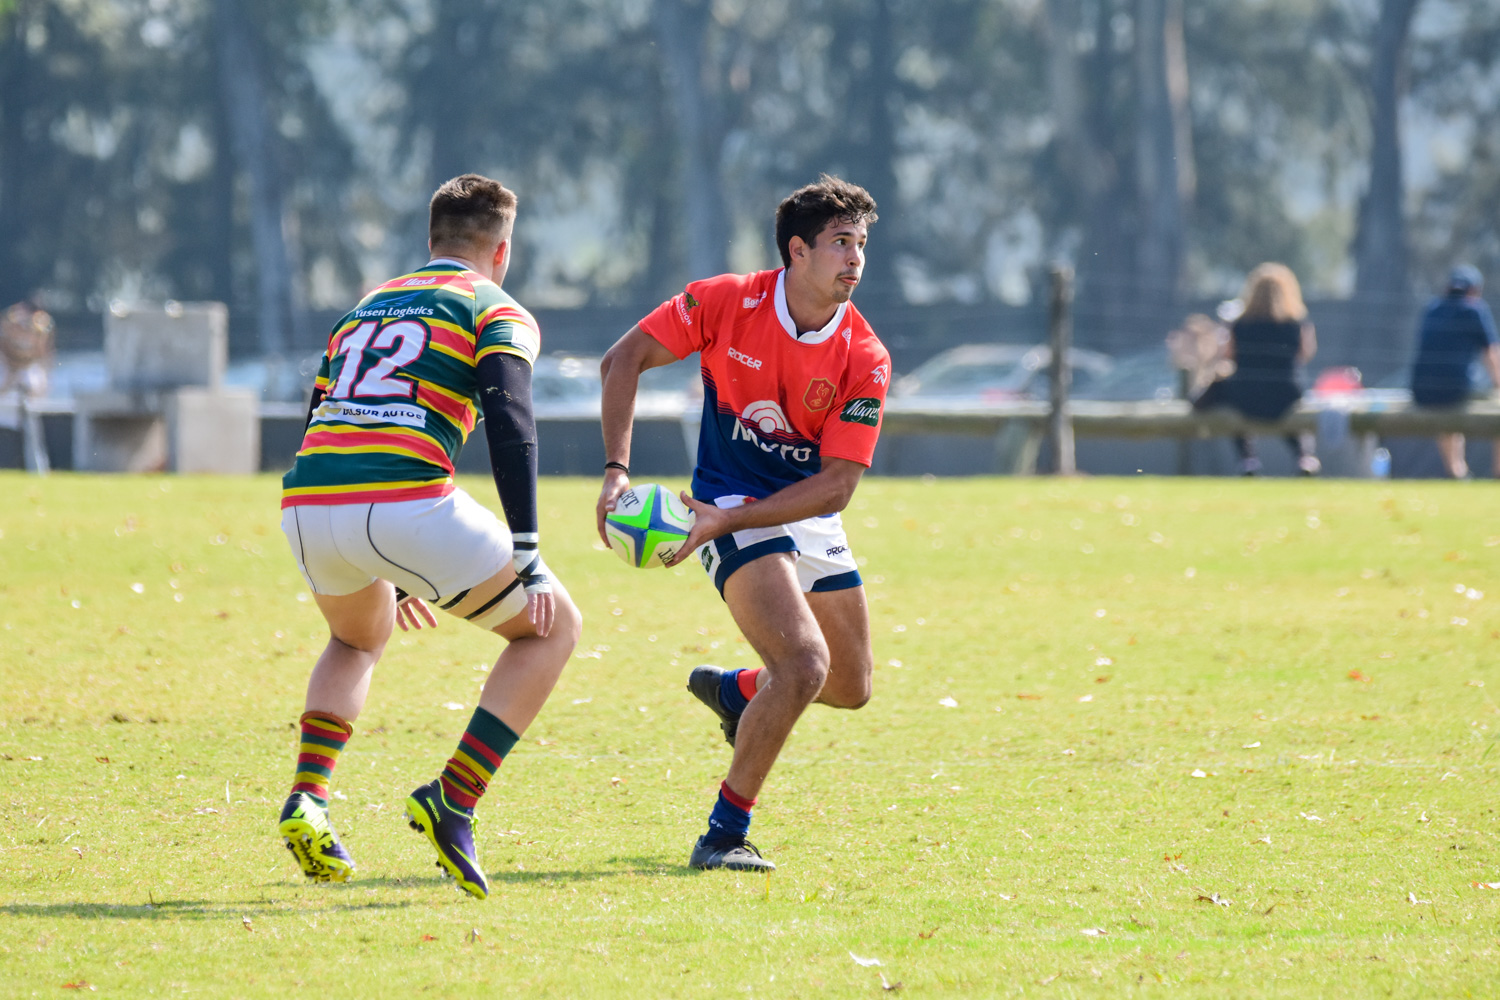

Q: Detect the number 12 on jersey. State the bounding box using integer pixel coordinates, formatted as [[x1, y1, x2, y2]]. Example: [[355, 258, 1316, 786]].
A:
[[328, 320, 430, 400]]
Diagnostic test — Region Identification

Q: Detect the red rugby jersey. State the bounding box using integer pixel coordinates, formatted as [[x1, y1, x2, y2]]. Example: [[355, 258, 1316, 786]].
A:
[[639, 268, 890, 501]]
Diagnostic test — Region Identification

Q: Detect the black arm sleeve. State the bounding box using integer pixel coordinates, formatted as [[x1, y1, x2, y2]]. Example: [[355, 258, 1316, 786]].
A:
[[302, 385, 326, 433], [476, 352, 539, 536]]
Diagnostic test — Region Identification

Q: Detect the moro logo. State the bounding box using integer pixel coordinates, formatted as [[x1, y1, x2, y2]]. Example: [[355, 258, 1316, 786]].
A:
[[732, 400, 813, 463], [739, 400, 790, 435]]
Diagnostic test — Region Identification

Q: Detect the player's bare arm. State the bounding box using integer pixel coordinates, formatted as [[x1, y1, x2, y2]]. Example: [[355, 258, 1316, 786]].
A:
[[664, 458, 865, 567], [595, 325, 679, 542]]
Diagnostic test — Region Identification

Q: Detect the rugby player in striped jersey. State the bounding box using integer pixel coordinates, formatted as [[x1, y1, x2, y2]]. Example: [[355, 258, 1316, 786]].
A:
[[597, 176, 888, 871], [276, 174, 581, 899]]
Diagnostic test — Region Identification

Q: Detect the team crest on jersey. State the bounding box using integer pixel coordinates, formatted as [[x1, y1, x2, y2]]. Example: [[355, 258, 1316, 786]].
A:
[[803, 378, 836, 412]]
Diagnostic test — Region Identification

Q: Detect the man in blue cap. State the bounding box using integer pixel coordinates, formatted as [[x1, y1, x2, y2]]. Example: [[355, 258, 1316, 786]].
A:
[[1410, 265, 1500, 478]]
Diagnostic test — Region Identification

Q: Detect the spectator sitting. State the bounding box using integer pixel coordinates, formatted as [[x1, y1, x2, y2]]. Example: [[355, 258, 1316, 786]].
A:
[[1192, 262, 1319, 476], [1409, 265, 1500, 479], [0, 301, 55, 400]]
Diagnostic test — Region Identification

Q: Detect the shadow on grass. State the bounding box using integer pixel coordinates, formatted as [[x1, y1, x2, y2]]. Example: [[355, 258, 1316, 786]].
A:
[[0, 895, 416, 921], [491, 855, 698, 884], [349, 855, 697, 890]]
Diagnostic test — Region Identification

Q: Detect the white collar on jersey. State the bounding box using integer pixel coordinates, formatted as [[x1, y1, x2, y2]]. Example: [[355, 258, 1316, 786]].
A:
[[774, 269, 849, 345], [425, 257, 471, 271]]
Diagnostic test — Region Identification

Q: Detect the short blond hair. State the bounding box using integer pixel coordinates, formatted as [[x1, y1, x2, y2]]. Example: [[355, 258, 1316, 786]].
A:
[[1239, 262, 1307, 323]]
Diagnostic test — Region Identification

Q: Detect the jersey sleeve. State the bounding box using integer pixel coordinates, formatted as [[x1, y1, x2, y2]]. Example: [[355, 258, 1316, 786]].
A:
[[474, 287, 541, 367], [820, 344, 892, 468], [638, 277, 729, 359]]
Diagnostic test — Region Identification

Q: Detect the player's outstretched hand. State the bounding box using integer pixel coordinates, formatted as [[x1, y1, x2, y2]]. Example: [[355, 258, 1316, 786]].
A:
[[527, 591, 555, 638], [395, 594, 438, 632], [595, 467, 631, 544], [664, 493, 728, 568]]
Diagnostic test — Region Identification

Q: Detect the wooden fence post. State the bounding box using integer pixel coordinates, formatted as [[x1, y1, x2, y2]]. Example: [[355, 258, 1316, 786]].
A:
[[1047, 263, 1077, 475]]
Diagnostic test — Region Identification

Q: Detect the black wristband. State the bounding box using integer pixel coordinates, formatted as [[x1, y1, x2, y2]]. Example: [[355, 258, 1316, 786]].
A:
[[605, 461, 630, 474]]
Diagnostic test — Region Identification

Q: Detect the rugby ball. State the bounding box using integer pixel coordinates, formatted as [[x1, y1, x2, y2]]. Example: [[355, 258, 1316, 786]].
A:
[[604, 483, 696, 569]]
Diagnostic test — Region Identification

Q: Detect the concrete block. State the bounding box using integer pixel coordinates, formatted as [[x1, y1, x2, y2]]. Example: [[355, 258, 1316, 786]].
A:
[[105, 301, 227, 392], [169, 388, 259, 474], [72, 391, 168, 472]]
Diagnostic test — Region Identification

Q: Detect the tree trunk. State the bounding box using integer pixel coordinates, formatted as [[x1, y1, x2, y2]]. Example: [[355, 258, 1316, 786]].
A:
[[652, 0, 730, 281], [1133, 0, 1193, 305], [425, 0, 487, 190], [850, 0, 900, 301], [213, 0, 299, 357], [1353, 0, 1418, 310], [1044, 0, 1130, 350], [0, 2, 35, 305]]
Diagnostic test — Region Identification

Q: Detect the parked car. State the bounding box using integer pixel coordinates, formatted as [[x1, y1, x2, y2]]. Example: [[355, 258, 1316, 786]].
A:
[[1072, 347, 1182, 402], [892, 343, 1114, 405]]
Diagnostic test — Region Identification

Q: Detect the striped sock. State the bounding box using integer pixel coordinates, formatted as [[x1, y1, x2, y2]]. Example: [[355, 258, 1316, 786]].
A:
[[705, 780, 755, 844], [719, 667, 763, 715], [292, 711, 353, 806], [440, 706, 521, 813]]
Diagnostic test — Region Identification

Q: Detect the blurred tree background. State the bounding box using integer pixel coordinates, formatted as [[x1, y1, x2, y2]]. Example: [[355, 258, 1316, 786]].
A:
[[1, 0, 1498, 378]]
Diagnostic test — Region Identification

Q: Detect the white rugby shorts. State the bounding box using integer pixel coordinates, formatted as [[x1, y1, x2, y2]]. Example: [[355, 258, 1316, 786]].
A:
[[695, 494, 862, 597], [281, 488, 513, 604]]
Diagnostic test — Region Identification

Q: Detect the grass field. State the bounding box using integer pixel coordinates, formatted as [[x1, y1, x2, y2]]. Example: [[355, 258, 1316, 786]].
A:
[[2, 472, 1499, 997]]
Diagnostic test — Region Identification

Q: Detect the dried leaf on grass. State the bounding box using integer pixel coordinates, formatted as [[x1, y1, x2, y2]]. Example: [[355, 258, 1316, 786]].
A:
[[1196, 892, 1232, 907], [1348, 669, 1373, 683]]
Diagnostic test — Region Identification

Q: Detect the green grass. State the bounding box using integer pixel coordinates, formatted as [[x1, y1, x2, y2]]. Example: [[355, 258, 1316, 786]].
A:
[[2, 473, 1499, 997]]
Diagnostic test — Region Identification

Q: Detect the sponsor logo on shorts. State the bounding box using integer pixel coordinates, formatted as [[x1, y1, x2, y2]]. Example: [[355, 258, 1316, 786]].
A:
[[804, 377, 836, 412], [825, 544, 848, 557], [839, 397, 882, 426], [728, 347, 763, 370]]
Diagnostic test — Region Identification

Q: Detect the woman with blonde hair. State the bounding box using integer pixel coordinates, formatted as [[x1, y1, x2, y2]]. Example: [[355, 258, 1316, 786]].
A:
[[1193, 262, 1320, 475]]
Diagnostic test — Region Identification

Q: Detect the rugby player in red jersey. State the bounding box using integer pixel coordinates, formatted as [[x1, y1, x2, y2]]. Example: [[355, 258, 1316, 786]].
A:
[[276, 175, 581, 898], [596, 176, 889, 870]]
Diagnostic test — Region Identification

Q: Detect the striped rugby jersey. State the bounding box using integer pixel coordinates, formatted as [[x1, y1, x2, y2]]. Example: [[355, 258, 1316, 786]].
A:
[[281, 259, 540, 508]]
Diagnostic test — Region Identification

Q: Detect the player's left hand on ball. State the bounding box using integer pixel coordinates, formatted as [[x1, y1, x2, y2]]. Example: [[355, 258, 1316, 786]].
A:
[[664, 493, 724, 568], [395, 594, 437, 632]]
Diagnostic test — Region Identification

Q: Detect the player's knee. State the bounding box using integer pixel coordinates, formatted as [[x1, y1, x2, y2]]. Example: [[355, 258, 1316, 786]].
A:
[[553, 593, 583, 649], [776, 650, 829, 703]]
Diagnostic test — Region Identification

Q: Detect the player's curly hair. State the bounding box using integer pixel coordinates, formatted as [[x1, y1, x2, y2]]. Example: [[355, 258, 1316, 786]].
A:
[[775, 175, 878, 268], [429, 174, 518, 252]]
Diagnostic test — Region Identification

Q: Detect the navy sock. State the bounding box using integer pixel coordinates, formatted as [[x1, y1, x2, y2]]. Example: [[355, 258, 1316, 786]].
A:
[[705, 782, 754, 845], [719, 669, 750, 715]]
